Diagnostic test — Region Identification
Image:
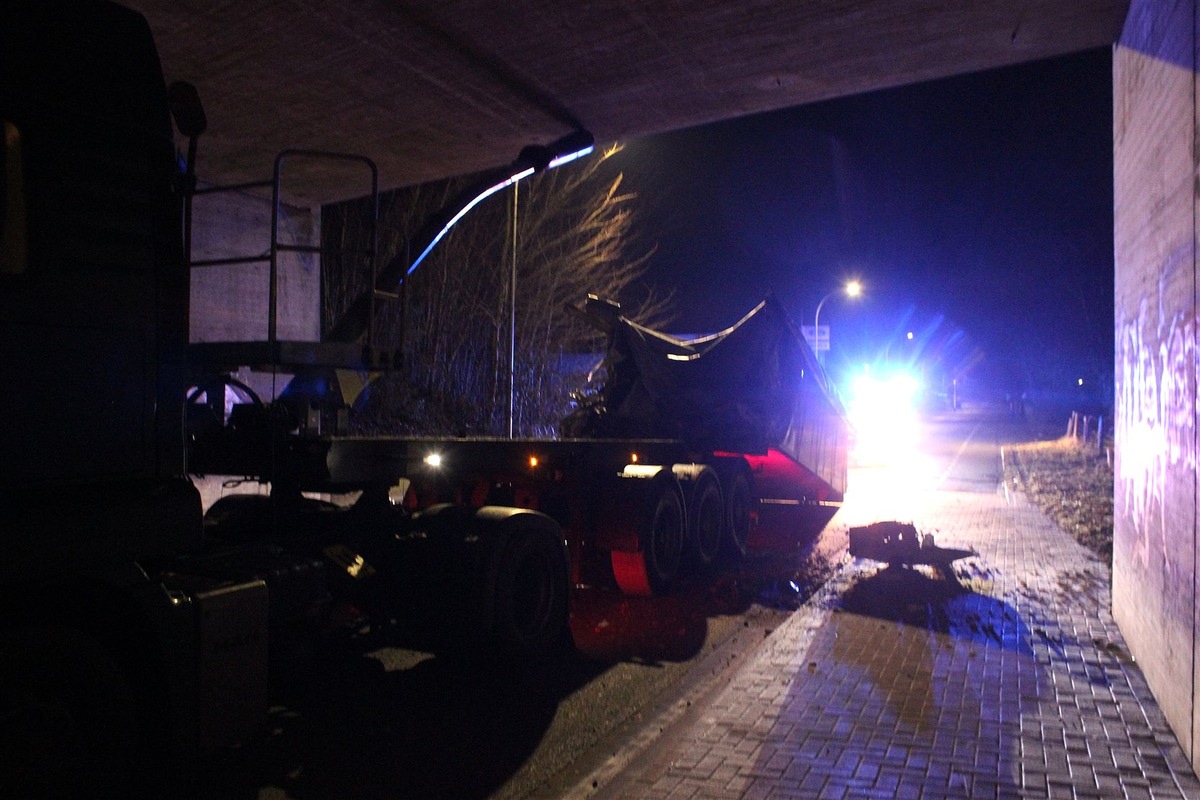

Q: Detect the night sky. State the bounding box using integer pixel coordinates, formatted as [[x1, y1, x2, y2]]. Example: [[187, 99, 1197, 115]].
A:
[[608, 48, 1114, 402]]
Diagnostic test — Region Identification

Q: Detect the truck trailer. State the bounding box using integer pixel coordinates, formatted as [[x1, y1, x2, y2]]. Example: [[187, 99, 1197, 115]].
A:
[[189, 286, 849, 600]]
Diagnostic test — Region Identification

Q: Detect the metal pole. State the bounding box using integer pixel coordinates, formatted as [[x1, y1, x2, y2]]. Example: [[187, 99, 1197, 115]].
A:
[[813, 290, 835, 364], [508, 182, 518, 438]]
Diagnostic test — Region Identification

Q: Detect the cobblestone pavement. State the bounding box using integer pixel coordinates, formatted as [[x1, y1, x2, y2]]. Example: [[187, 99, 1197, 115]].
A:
[[569, 473, 1200, 799]]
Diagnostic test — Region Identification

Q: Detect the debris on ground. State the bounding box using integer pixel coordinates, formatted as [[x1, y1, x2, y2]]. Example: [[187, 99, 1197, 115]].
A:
[[848, 521, 974, 566]]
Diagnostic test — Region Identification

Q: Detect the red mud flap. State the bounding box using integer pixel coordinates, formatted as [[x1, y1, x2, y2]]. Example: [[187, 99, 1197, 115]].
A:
[[848, 521, 974, 566], [610, 550, 654, 597]]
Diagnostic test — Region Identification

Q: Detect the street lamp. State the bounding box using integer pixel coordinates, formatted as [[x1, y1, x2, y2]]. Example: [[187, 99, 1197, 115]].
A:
[[812, 280, 862, 362]]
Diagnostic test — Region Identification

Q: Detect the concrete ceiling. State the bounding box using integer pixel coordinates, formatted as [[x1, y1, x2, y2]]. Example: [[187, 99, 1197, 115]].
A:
[[124, 0, 1130, 205]]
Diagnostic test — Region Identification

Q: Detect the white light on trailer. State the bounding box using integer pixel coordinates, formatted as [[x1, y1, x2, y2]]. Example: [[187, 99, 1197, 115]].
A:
[[619, 464, 663, 479]]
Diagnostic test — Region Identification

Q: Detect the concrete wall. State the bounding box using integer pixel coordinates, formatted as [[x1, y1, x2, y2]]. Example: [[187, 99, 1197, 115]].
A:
[[189, 188, 320, 344], [1112, 0, 1198, 766], [186, 188, 324, 505]]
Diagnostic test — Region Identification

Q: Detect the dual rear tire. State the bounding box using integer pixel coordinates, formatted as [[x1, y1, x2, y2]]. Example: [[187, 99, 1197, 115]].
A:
[[612, 462, 752, 596], [681, 467, 724, 571]]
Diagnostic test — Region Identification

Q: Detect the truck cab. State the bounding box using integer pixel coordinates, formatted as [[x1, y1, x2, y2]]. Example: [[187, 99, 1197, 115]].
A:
[[1, 3, 277, 794]]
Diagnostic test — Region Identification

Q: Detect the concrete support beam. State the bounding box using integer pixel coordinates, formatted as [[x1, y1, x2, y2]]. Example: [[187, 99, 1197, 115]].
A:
[[189, 188, 320, 345], [1112, 0, 1198, 766]]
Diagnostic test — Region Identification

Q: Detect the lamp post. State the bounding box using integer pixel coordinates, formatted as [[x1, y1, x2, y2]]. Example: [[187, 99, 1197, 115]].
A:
[[812, 280, 862, 363]]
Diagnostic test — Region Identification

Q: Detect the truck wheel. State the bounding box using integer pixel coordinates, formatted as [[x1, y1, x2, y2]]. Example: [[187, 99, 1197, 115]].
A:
[[642, 481, 686, 594], [204, 492, 274, 542], [0, 627, 141, 799], [686, 470, 724, 571], [723, 471, 753, 560], [487, 522, 571, 656]]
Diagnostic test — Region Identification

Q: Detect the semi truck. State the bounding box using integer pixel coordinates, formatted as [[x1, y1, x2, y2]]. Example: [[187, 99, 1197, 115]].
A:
[[1, 0, 847, 794]]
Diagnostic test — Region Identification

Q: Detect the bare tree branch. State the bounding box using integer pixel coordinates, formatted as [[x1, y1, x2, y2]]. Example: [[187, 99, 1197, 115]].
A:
[[322, 144, 675, 436]]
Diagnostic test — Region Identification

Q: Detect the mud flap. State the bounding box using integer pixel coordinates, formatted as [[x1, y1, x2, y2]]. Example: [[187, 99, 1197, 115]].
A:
[[610, 550, 653, 596], [609, 472, 686, 597]]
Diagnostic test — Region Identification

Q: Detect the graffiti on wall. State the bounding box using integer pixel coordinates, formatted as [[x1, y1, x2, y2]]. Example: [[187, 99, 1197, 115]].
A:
[[1115, 268, 1195, 581]]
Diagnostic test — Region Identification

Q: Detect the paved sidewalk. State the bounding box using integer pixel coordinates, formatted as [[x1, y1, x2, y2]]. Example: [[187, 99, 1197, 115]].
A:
[[569, 479, 1200, 799]]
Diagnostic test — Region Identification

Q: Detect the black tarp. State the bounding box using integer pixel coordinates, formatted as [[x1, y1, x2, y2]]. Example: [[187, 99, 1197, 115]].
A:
[[563, 294, 848, 498]]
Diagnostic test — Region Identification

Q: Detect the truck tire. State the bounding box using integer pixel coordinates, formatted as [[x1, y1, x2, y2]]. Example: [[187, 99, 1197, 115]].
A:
[[641, 479, 686, 594], [479, 509, 571, 657], [204, 492, 274, 542], [723, 470, 753, 560], [0, 627, 142, 799], [683, 468, 723, 571]]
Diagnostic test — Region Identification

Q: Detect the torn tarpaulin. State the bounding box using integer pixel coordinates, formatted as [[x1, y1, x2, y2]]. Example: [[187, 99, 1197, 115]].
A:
[[562, 294, 849, 500]]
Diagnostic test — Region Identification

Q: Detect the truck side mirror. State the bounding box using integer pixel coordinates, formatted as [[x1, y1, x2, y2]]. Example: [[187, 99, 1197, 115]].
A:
[[167, 81, 206, 138]]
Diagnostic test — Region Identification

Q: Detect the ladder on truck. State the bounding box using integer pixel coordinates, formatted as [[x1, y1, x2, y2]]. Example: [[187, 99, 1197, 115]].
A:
[[187, 150, 394, 377]]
